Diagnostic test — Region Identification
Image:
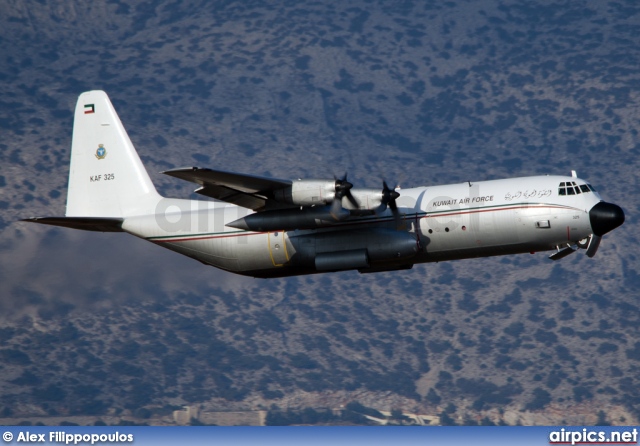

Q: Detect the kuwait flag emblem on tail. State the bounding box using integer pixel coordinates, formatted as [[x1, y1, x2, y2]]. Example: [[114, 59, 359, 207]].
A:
[[84, 104, 95, 114]]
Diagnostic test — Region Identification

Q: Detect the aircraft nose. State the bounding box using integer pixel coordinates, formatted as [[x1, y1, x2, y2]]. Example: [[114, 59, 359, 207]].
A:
[[589, 201, 625, 236]]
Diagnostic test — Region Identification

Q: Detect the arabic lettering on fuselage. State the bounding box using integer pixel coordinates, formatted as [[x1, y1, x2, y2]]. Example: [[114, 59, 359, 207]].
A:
[[504, 189, 552, 201]]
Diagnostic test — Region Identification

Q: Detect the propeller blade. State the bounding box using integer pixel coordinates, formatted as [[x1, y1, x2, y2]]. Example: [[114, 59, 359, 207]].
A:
[[329, 197, 349, 221], [344, 190, 360, 209], [586, 234, 602, 258], [374, 202, 387, 215], [330, 198, 341, 220]]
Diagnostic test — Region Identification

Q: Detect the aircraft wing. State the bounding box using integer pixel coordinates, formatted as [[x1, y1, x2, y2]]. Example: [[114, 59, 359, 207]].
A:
[[163, 167, 293, 210]]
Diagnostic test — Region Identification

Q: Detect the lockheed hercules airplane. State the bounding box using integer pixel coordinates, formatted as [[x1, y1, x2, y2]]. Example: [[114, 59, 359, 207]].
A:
[[24, 91, 625, 278]]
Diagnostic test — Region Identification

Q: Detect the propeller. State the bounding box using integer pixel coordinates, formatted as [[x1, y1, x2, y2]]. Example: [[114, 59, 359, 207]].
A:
[[335, 174, 359, 208], [382, 180, 400, 214], [330, 174, 358, 220], [375, 181, 402, 225]]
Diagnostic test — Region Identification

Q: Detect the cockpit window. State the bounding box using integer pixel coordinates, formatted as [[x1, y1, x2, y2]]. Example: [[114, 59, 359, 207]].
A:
[[559, 181, 593, 196]]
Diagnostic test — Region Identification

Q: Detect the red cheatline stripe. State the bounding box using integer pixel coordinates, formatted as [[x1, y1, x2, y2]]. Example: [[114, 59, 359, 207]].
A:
[[148, 203, 580, 244], [423, 204, 577, 219], [150, 231, 262, 243]]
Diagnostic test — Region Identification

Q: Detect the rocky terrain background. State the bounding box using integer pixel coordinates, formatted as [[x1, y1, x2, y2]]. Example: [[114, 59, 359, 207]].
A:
[[0, 0, 638, 425]]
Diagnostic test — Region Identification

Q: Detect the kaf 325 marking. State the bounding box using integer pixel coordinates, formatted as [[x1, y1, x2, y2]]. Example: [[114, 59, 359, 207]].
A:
[[89, 173, 114, 182]]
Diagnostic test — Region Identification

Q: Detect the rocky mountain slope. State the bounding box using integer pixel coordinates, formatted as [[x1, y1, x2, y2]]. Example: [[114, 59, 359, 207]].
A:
[[0, 0, 638, 424]]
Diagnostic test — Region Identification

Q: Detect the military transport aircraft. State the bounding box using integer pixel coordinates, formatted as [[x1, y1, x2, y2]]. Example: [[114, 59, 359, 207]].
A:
[[24, 91, 625, 278]]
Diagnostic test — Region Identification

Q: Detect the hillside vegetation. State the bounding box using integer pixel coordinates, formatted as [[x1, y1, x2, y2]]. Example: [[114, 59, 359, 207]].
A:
[[0, 0, 638, 424]]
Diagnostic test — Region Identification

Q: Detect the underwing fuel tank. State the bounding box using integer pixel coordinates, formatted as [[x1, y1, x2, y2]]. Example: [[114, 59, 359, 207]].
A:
[[292, 228, 419, 272], [228, 207, 340, 231]]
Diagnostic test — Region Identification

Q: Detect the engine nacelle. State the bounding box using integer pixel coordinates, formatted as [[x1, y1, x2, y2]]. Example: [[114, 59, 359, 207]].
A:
[[271, 180, 396, 215], [348, 188, 384, 212], [273, 179, 336, 206]]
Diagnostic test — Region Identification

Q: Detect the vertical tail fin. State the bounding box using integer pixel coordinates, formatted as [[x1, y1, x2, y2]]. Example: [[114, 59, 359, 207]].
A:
[[66, 91, 162, 218]]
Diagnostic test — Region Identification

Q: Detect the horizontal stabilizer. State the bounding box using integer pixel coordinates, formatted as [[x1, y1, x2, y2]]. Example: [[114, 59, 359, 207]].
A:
[[22, 217, 124, 232]]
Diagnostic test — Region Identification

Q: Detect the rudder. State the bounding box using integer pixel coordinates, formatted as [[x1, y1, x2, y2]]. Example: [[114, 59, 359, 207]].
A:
[[66, 90, 161, 218]]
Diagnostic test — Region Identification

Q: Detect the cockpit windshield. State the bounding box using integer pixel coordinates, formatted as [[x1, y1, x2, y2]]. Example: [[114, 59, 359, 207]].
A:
[[558, 181, 596, 196]]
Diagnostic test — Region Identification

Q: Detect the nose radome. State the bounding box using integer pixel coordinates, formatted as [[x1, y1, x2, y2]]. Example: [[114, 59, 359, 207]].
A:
[[589, 202, 625, 236]]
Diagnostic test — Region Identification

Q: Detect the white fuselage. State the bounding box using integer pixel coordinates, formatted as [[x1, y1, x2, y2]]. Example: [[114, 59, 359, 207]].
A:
[[120, 175, 603, 278]]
